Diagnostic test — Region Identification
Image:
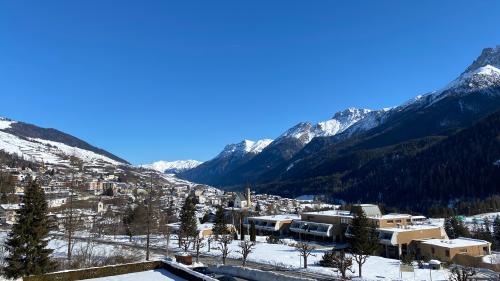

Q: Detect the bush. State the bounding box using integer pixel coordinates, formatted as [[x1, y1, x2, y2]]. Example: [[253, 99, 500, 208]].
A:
[[401, 254, 415, 266], [266, 235, 279, 244], [319, 251, 335, 267]]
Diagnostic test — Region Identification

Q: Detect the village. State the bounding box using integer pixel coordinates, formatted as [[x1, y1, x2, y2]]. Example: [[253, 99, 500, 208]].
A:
[[0, 162, 498, 281]]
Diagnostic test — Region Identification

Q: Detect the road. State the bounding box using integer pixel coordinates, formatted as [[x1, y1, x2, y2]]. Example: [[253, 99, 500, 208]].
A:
[[52, 234, 338, 281]]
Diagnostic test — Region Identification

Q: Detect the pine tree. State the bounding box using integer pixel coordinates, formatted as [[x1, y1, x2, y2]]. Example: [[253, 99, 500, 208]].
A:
[[481, 217, 493, 242], [445, 217, 471, 239], [5, 180, 55, 278], [240, 218, 245, 240], [445, 217, 457, 239], [454, 218, 471, 238], [212, 205, 228, 238], [350, 208, 379, 278], [471, 218, 480, 239], [493, 216, 500, 250], [249, 221, 256, 242], [179, 196, 198, 252]]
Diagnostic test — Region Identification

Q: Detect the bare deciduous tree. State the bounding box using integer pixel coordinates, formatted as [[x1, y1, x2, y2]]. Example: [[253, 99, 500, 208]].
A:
[[293, 242, 316, 269], [206, 236, 214, 253], [237, 240, 255, 266], [216, 234, 233, 265], [194, 236, 206, 263], [449, 265, 476, 281]]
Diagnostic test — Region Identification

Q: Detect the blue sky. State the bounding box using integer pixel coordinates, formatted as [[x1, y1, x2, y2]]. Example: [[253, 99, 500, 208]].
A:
[[1, 1, 499, 164]]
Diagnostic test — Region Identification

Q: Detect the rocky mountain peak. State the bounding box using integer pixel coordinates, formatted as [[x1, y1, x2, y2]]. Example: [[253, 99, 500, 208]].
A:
[[216, 139, 273, 159], [464, 46, 500, 73]]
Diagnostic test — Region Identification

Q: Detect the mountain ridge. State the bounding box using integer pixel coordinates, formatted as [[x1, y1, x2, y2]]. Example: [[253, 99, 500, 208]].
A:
[[0, 117, 129, 166], [140, 160, 203, 174], [179, 46, 500, 204]]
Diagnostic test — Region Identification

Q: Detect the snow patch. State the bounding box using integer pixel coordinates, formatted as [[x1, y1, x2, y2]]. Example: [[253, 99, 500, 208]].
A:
[[0, 118, 15, 130]]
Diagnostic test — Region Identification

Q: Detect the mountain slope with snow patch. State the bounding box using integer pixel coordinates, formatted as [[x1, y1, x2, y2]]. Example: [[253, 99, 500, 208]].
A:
[[140, 160, 203, 174]]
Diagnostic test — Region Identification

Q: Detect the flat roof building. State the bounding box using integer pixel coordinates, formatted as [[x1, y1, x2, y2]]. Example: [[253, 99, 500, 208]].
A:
[[244, 214, 299, 236], [417, 237, 491, 263]]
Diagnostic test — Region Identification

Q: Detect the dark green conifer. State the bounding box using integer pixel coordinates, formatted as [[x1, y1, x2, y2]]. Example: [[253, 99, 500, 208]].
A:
[[5, 180, 55, 278]]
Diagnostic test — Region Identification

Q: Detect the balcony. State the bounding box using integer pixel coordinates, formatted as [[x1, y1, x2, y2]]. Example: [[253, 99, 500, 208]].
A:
[[289, 220, 333, 237]]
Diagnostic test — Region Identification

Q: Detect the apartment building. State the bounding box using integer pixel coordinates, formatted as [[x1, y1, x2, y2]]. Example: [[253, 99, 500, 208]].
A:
[[244, 214, 299, 236], [376, 224, 448, 259], [0, 204, 22, 225], [416, 237, 491, 263], [290, 210, 352, 242]]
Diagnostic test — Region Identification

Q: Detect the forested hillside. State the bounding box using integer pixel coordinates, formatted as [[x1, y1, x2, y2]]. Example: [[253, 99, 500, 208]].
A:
[[249, 110, 500, 212]]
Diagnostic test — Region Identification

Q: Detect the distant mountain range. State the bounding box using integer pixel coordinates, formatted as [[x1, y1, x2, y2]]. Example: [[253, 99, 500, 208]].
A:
[[140, 160, 203, 174], [178, 46, 500, 209], [2, 46, 499, 210]]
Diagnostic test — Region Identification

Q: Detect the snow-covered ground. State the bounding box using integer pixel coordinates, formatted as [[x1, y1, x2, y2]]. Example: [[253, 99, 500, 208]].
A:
[[203, 239, 449, 281], [85, 269, 186, 281], [463, 212, 500, 225], [68, 232, 450, 281], [0, 230, 452, 280]]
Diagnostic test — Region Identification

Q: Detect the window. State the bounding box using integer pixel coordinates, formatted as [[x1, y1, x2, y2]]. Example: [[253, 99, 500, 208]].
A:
[[483, 247, 488, 253], [431, 247, 435, 254], [406, 219, 411, 223], [459, 248, 467, 253], [445, 250, 450, 257], [387, 220, 394, 223], [395, 220, 401, 223]]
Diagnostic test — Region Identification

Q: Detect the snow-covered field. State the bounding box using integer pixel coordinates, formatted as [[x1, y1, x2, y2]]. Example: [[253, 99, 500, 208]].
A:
[[0, 230, 452, 280], [74, 233, 450, 281], [203, 239, 450, 281]]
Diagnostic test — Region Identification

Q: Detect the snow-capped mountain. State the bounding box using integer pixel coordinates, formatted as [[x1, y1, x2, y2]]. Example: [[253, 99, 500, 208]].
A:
[[216, 139, 274, 159], [344, 46, 500, 137], [180, 108, 377, 186], [277, 108, 373, 145], [140, 160, 203, 174], [0, 117, 128, 167], [181, 45, 500, 190]]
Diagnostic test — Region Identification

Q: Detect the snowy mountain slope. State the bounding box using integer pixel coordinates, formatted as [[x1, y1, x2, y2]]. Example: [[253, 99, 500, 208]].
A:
[[0, 118, 15, 130], [140, 160, 203, 174], [181, 108, 377, 186], [181, 45, 500, 190], [0, 129, 122, 166], [216, 139, 273, 159], [276, 108, 373, 145], [178, 139, 274, 186], [0, 117, 127, 167]]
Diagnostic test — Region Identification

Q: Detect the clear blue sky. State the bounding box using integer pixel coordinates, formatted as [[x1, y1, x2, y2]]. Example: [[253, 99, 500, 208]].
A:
[[1, 1, 499, 164]]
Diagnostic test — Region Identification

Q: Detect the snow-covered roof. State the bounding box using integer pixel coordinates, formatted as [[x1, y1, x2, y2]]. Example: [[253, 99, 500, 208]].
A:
[[421, 237, 490, 248], [0, 204, 22, 210], [247, 214, 299, 222], [378, 224, 442, 233], [371, 213, 412, 220], [302, 210, 352, 217], [412, 215, 427, 220]]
